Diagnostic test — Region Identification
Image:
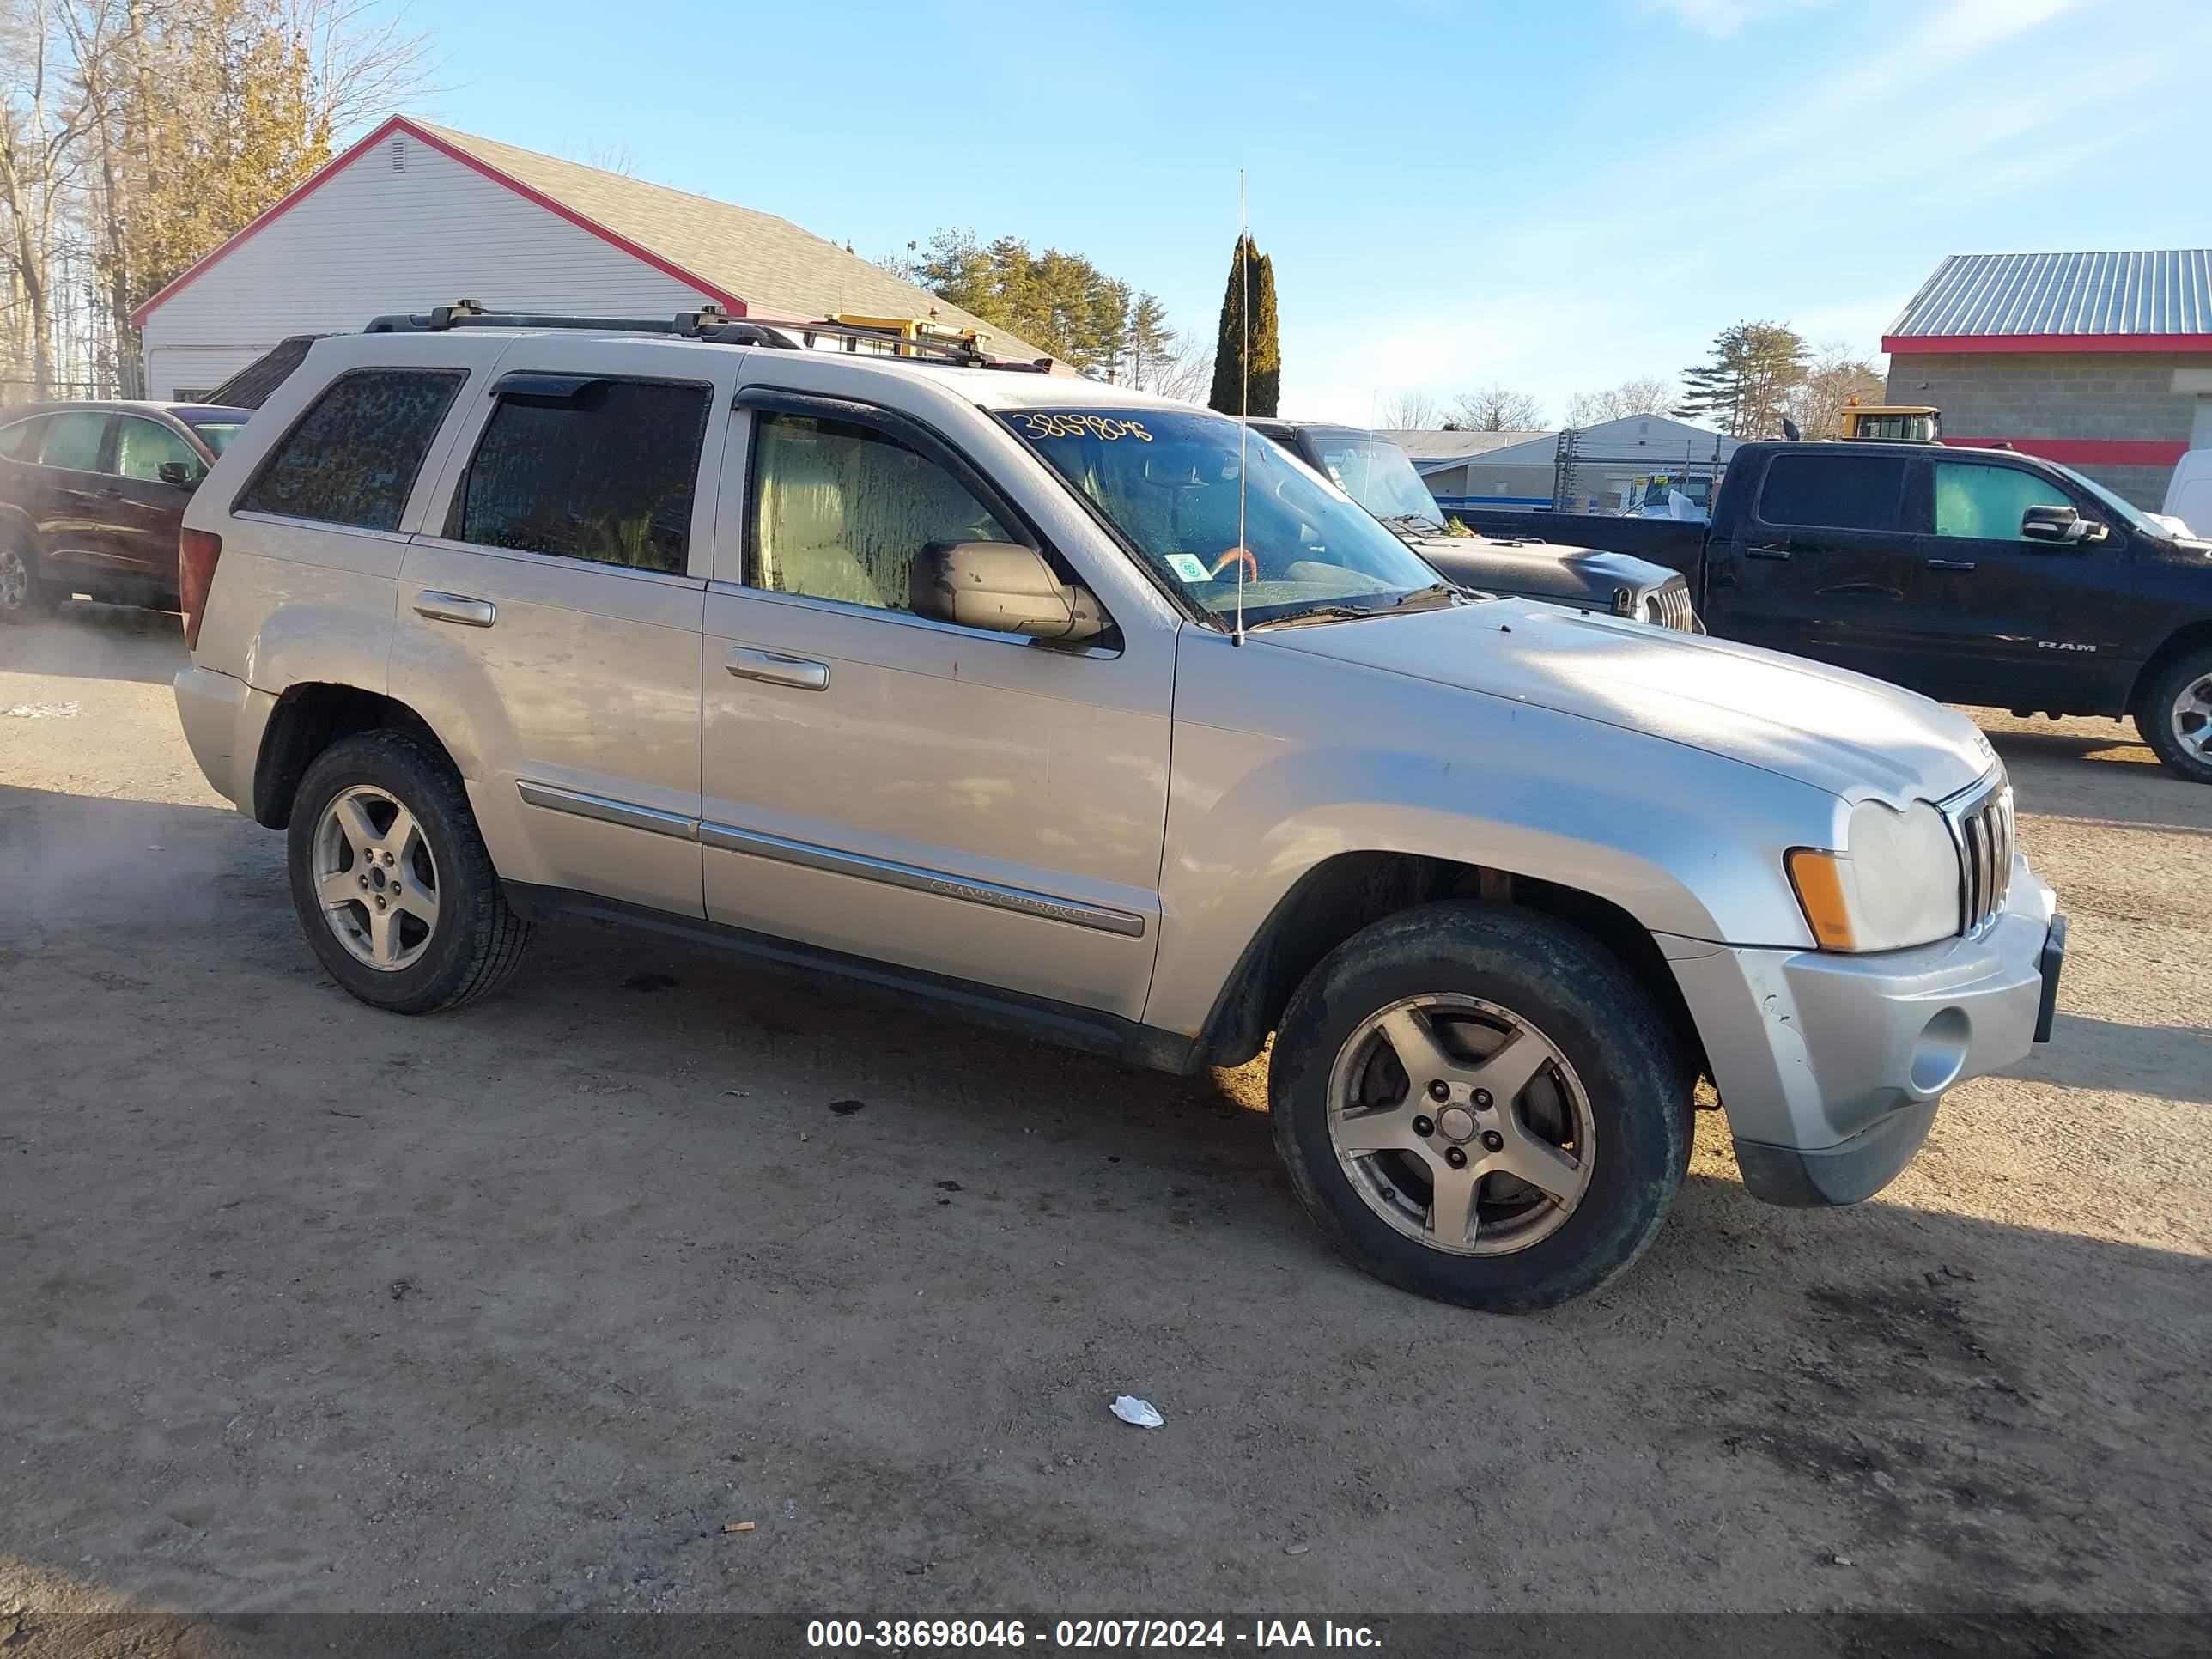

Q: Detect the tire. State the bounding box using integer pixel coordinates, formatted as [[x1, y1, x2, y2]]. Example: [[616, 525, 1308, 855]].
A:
[[2134, 646, 2212, 784], [287, 729, 532, 1013], [0, 539, 57, 623], [1269, 902, 1691, 1313]]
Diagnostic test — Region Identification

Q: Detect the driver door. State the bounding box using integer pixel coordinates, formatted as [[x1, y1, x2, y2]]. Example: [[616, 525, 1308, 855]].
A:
[[698, 375, 1173, 1021]]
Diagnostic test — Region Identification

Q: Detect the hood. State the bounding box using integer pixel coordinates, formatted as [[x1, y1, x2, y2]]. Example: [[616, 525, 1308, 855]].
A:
[[1258, 600, 1996, 805], [1413, 537, 1677, 606]]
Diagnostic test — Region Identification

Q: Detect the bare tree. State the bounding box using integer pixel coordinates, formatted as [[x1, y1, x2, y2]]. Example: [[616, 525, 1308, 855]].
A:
[[562, 140, 637, 178], [1566, 375, 1675, 426], [1127, 327, 1210, 403], [1449, 384, 1546, 432], [1788, 342, 1886, 440], [0, 0, 434, 399], [1376, 388, 1440, 429]]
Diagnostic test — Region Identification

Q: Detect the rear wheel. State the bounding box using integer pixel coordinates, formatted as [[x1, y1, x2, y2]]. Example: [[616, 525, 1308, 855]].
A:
[[0, 541, 57, 623], [287, 730, 532, 1012], [2135, 646, 2212, 784], [1268, 902, 1691, 1312]]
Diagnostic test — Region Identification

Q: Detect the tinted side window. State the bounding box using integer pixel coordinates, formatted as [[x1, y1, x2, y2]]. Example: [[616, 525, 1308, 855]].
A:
[[239, 368, 465, 532], [1934, 462, 2071, 542], [40, 411, 110, 472], [0, 416, 43, 459], [115, 416, 202, 482], [747, 412, 1012, 612], [450, 380, 709, 573], [1756, 453, 1906, 533]]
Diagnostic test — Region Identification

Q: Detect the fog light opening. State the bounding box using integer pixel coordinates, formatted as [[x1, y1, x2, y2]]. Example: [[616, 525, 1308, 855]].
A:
[[1909, 1007, 1972, 1096]]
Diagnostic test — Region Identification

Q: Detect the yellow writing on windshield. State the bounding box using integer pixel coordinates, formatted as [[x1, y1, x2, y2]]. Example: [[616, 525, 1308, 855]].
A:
[[1018, 412, 1154, 442]]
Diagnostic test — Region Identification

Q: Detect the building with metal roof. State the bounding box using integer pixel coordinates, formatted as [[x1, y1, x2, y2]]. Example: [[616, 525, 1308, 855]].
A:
[[1883, 250, 2212, 507], [132, 116, 1048, 398]]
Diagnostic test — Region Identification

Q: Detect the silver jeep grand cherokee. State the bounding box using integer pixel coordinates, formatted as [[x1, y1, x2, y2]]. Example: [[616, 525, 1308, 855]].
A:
[[171, 309, 2065, 1311]]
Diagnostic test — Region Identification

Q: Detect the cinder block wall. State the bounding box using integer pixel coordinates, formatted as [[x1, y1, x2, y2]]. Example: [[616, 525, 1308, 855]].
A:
[[1887, 352, 2196, 505]]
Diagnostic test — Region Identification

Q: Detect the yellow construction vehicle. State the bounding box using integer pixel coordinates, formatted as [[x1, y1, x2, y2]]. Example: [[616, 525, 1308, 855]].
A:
[[815, 313, 993, 356], [1838, 399, 1941, 441]]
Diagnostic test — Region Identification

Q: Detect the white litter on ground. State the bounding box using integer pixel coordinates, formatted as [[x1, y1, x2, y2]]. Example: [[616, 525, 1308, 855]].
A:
[[3, 702, 80, 719], [1110, 1395, 1164, 1429]]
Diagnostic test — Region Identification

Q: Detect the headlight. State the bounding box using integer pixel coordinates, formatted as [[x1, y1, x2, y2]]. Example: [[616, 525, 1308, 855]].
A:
[[1786, 799, 1960, 951]]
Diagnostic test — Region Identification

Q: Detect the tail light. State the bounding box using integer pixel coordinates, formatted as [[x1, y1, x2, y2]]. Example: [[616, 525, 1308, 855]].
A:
[[179, 527, 222, 650]]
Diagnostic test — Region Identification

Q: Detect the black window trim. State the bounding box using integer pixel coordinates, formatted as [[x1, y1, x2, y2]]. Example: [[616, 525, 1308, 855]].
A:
[[731, 386, 1125, 647], [231, 365, 470, 532], [1753, 451, 1909, 534], [440, 371, 715, 576]]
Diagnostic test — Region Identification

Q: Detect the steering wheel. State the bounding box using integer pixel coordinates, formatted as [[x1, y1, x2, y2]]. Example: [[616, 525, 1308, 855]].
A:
[[1212, 546, 1259, 581]]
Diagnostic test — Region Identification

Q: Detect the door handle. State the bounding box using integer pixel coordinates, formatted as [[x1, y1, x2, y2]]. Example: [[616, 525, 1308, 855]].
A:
[[1925, 558, 1978, 571], [95, 487, 125, 500], [412, 590, 497, 627], [1745, 544, 1793, 561], [726, 647, 830, 691]]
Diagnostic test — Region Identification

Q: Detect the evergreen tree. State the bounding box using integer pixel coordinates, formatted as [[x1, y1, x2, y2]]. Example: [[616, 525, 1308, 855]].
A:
[[1208, 234, 1280, 417], [1674, 322, 1808, 437]]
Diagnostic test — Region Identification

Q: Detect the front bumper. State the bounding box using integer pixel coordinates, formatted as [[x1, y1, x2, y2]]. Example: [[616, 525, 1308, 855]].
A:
[[1662, 862, 2062, 1206]]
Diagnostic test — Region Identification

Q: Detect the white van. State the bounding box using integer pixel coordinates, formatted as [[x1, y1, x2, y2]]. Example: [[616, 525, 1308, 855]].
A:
[[2164, 449, 2212, 538]]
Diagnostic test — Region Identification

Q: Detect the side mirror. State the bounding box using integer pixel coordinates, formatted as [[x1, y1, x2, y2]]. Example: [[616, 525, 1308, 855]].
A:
[[2021, 504, 2107, 545], [156, 460, 198, 489], [910, 540, 1104, 642]]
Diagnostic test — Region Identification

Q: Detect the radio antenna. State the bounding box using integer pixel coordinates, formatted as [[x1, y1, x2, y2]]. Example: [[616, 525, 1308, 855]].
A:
[[1233, 168, 1249, 647]]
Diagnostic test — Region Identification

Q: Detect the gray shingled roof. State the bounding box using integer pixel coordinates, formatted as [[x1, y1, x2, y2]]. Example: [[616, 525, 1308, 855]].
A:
[[1384, 428, 1550, 460], [1887, 250, 2212, 339], [413, 121, 1052, 360]]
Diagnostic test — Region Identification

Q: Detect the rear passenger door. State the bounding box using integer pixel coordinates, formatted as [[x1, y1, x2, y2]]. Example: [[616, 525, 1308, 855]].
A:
[[1711, 449, 1918, 680], [392, 340, 732, 921]]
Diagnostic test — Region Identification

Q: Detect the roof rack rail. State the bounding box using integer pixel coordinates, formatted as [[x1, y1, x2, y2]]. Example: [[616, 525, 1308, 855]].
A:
[[360, 302, 1055, 373]]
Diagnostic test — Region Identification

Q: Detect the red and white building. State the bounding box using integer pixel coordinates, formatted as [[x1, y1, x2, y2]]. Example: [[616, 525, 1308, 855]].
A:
[[1883, 249, 2212, 508], [133, 116, 1040, 399]]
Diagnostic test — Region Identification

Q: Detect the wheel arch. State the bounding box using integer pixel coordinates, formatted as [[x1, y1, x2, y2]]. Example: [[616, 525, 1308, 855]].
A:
[[2127, 621, 2212, 714], [252, 682, 451, 829], [1190, 851, 1705, 1085]]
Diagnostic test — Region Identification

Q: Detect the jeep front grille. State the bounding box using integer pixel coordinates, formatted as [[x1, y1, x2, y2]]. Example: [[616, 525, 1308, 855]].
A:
[[1642, 580, 1698, 632], [1947, 775, 2015, 936]]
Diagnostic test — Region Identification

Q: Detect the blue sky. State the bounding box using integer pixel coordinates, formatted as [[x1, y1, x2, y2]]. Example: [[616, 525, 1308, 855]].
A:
[[413, 0, 2209, 426]]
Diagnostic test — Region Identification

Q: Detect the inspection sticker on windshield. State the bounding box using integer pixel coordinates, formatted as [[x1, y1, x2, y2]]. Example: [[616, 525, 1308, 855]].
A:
[[1165, 554, 1212, 583]]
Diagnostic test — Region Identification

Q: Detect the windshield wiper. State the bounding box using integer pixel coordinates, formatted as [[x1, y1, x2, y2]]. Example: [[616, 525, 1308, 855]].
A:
[[1241, 603, 1384, 632], [1243, 585, 1462, 632], [1380, 513, 1446, 537]]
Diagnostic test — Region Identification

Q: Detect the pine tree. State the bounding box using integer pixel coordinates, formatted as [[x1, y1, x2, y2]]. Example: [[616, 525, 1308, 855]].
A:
[[1208, 234, 1280, 417], [1674, 322, 1808, 437]]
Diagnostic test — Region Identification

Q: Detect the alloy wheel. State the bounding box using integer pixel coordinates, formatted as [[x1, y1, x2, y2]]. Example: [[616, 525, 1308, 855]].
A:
[[2172, 674, 2212, 763], [311, 785, 441, 971], [1325, 993, 1595, 1255], [0, 546, 28, 611]]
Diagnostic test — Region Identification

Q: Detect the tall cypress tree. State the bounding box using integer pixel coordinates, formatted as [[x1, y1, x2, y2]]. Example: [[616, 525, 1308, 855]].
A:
[[1208, 234, 1281, 417]]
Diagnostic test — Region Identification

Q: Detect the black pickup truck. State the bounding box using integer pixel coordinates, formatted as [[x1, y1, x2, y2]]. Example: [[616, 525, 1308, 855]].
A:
[[1451, 440, 2212, 782]]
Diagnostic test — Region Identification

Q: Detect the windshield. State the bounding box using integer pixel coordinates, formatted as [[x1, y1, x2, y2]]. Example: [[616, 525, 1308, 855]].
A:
[[1003, 408, 1445, 625], [1296, 426, 1443, 527], [2047, 460, 2167, 538], [188, 420, 244, 456]]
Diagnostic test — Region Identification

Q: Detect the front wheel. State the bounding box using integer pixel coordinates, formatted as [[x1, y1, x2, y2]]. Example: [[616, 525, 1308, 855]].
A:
[[1268, 902, 1692, 1312], [0, 541, 58, 623], [287, 729, 532, 1013], [2135, 646, 2212, 784]]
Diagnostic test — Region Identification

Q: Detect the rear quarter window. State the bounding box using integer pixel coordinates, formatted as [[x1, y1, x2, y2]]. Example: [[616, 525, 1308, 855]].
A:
[[1755, 452, 1907, 533], [237, 368, 466, 532]]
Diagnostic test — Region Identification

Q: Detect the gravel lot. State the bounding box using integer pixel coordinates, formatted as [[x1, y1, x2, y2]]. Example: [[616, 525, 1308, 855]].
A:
[[3, 605, 2207, 1621]]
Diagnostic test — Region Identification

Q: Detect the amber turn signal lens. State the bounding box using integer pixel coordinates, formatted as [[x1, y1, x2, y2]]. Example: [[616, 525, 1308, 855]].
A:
[[1786, 848, 1856, 951]]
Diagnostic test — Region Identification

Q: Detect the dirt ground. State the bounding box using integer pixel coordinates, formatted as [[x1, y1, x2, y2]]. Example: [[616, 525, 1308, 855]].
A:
[[2, 604, 2207, 1621]]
